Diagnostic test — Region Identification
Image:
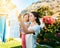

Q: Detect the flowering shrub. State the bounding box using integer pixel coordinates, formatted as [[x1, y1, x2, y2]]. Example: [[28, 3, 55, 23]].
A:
[[37, 16, 60, 47], [42, 16, 56, 33]]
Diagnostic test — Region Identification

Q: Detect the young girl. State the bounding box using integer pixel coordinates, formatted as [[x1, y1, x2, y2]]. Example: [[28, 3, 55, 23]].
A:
[[20, 13, 29, 48], [20, 12, 40, 48]]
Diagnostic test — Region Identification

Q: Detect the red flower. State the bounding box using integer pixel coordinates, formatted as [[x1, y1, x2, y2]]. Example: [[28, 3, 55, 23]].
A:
[[42, 16, 55, 24]]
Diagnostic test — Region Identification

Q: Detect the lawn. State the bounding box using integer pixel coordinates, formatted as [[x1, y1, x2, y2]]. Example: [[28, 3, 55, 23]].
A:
[[0, 38, 60, 48], [0, 38, 22, 48]]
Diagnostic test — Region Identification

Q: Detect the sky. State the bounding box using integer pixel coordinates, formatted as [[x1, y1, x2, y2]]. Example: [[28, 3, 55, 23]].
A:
[[12, 0, 39, 12]]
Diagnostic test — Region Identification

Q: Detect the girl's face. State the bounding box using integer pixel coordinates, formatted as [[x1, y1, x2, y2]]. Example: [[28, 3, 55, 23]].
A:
[[24, 15, 29, 22], [29, 13, 36, 22]]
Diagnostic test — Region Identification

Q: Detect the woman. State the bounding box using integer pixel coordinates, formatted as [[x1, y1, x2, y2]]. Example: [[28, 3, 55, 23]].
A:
[[20, 12, 40, 48], [20, 13, 29, 48]]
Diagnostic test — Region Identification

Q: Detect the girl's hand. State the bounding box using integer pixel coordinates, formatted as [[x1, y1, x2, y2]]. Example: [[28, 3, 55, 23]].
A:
[[19, 14, 24, 22]]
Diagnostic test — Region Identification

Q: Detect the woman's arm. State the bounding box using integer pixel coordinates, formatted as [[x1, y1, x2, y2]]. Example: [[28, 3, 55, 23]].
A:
[[20, 21, 34, 34]]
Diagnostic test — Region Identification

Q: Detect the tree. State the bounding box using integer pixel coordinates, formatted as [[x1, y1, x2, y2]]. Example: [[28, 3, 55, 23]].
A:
[[36, 6, 54, 18]]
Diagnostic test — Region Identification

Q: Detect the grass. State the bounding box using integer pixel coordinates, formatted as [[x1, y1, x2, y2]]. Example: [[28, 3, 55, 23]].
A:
[[0, 38, 60, 48], [0, 38, 22, 48]]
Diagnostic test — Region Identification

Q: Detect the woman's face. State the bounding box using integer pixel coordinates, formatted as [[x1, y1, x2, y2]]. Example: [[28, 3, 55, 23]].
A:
[[29, 13, 36, 22], [24, 15, 29, 22]]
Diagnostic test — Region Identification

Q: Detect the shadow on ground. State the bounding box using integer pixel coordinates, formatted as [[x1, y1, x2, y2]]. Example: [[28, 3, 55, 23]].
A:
[[11, 46, 22, 48]]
